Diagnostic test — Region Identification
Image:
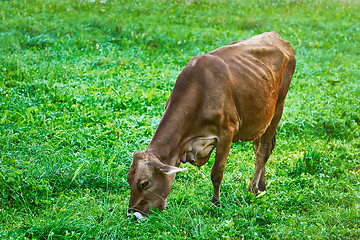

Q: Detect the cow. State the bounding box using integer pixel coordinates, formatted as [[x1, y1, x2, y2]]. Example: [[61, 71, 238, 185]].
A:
[[127, 31, 296, 220]]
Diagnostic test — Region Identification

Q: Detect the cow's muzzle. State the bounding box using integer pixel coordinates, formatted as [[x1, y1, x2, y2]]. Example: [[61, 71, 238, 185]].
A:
[[127, 209, 148, 221]]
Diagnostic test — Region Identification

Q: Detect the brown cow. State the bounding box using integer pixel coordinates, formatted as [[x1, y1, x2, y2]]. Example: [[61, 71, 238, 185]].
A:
[[127, 31, 296, 220]]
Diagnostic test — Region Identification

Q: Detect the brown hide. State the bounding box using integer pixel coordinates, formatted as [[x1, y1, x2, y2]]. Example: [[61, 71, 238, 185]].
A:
[[127, 32, 296, 220]]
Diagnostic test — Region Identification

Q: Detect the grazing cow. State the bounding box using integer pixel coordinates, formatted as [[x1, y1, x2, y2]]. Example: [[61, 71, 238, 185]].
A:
[[127, 31, 296, 220]]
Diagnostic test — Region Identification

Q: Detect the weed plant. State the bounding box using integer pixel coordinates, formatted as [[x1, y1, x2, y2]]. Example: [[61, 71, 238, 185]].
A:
[[0, 0, 359, 239]]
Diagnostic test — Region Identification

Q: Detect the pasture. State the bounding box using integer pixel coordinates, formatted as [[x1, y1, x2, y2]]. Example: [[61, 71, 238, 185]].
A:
[[0, 0, 359, 239]]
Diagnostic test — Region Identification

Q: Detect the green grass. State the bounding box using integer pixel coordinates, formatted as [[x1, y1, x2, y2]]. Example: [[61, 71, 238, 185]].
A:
[[1, 0, 359, 239]]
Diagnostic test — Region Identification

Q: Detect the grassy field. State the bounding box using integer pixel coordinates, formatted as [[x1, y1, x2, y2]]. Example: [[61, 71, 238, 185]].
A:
[[1, 0, 359, 239]]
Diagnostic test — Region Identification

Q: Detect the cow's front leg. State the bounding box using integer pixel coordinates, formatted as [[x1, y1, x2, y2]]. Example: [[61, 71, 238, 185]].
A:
[[211, 140, 232, 207]]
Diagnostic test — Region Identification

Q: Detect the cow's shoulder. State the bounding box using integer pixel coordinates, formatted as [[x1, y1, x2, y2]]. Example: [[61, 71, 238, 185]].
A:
[[180, 54, 230, 87]]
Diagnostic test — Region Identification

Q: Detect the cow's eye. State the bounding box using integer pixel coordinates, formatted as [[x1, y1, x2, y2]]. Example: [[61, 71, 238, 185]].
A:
[[139, 180, 150, 190]]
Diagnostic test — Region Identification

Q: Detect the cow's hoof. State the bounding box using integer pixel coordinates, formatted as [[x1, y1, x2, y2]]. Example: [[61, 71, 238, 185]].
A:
[[247, 184, 258, 194], [211, 197, 222, 208], [247, 181, 266, 194], [256, 190, 267, 198]]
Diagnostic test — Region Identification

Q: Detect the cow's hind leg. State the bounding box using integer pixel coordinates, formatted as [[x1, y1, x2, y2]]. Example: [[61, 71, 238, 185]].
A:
[[248, 103, 284, 194], [248, 132, 276, 193]]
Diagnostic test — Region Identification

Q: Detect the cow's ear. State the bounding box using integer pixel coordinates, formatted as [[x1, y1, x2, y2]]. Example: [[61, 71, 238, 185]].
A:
[[158, 165, 187, 175], [147, 151, 187, 175]]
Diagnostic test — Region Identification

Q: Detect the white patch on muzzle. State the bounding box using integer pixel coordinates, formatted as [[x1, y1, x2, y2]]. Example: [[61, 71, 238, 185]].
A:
[[127, 211, 147, 221]]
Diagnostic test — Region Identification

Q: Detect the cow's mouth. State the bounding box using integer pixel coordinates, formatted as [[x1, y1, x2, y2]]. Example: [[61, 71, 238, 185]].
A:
[[127, 209, 148, 221]]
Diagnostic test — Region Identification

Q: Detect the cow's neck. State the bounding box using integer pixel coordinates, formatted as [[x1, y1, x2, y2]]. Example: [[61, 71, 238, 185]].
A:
[[146, 74, 201, 166], [146, 106, 192, 167], [147, 125, 187, 167]]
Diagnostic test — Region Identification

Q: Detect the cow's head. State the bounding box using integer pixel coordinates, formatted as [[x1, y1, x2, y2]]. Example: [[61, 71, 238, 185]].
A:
[[127, 150, 186, 220]]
